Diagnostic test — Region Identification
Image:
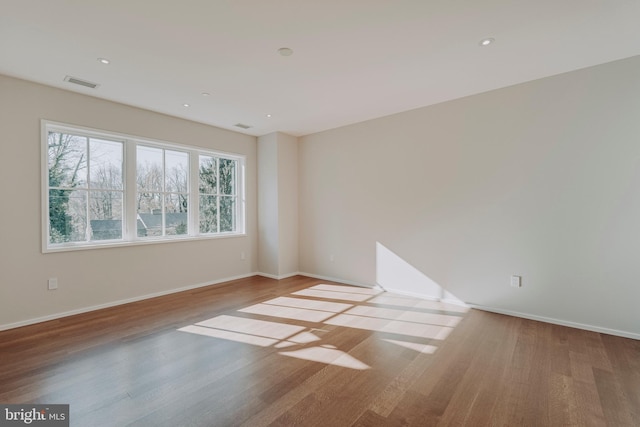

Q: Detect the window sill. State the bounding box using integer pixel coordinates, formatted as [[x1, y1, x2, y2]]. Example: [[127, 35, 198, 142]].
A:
[[43, 232, 247, 254]]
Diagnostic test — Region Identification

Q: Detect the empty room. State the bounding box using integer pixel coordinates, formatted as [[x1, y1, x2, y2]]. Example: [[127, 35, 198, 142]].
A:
[[1, 1, 639, 426]]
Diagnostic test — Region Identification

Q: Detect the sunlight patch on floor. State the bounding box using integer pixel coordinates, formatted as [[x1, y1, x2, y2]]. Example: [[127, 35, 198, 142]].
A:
[[368, 294, 469, 314], [325, 314, 453, 340], [178, 282, 466, 370], [274, 331, 323, 349], [239, 303, 336, 322], [196, 315, 306, 340], [292, 289, 373, 302], [344, 305, 462, 327], [279, 347, 371, 370], [382, 339, 438, 354], [262, 296, 353, 313], [178, 325, 278, 347]]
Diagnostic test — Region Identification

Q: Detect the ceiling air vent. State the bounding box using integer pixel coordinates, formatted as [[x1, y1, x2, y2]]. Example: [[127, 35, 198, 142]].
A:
[[234, 123, 252, 129], [63, 75, 99, 89]]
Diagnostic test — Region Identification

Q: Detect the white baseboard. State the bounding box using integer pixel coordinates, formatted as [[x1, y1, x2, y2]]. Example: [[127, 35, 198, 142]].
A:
[[0, 272, 257, 332], [469, 303, 640, 341]]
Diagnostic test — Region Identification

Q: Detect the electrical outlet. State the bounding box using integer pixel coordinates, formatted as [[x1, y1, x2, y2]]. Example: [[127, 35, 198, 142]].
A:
[[329, 254, 335, 263], [48, 278, 58, 290], [510, 275, 522, 288], [240, 251, 246, 260]]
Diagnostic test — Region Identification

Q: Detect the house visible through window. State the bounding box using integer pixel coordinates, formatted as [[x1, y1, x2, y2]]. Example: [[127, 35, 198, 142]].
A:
[[43, 121, 245, 252]]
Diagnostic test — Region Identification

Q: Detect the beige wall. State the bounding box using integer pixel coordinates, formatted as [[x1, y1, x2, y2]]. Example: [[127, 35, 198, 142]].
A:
[[299, 55, 640, 337], [4, 54, 640, 338], [257, 133, 279, 275], [257, 132, 299, 277], [0, 75, 258, 328], [277, 133, 299, 276]]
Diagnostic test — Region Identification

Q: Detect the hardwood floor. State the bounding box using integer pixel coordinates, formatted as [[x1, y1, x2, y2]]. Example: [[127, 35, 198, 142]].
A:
[[0, 275, 638, 426]]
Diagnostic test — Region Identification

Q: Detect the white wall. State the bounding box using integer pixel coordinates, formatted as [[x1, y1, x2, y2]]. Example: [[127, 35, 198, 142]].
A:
[[257, 132, 299, 277], [0, 75, 257, 329], [257, 133, 279, 275], [299, 55, 640, 337], [277, 133, 299, 276]]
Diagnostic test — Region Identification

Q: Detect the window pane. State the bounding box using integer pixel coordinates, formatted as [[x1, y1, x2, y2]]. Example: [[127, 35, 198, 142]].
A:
[[137, 193, 162, 237], [137, 191, 162, 214], [89, 191, 123, 240], [165, 192, 188, 213], [165, 150, 189, 192], [165, 194, 188, 235], [48, 132, 87, 188], [90, 138, 123, 190], [49, 189, 87, 243], [219, 158, 236, 195], [136, 215, 148, 238], [199, 156, 217, 194], [137, 146, 163, 192], [199, 195, 217, 233], [220, 196, 235, 232]]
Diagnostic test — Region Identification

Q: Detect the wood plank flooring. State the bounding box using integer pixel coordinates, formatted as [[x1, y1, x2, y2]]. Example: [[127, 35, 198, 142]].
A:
[[0, 275, 638, 426]]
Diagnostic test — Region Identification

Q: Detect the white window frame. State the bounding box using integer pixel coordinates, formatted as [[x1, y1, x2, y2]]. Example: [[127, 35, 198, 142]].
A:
[[41, 120, 246, 253], [135, 143, 191, 239]]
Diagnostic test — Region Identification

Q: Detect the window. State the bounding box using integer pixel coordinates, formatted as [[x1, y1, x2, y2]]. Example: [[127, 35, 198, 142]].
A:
[[136, 146, 189, 237], [47, 132, 124, 243], [199, 156, 237, 234], [42, 121, 245, 252]]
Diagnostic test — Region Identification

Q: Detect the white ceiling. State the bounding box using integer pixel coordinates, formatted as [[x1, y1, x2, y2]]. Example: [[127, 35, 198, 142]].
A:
[[2, 1, 640, 137]]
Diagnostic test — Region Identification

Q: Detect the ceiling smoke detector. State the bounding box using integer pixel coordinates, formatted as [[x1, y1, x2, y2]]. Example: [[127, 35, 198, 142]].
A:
[[278, 47, 293, 57]]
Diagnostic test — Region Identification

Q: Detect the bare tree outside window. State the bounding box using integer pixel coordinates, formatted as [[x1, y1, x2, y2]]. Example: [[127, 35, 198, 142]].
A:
[[48, 132, 123, 243]]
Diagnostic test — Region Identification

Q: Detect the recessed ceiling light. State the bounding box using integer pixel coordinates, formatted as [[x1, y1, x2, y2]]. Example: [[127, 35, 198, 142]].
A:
[[182, 103, 190, 107], [201, 92, 210, 97], [278, 47, 293, 57], [479, 38, 495, 47], [98, 58, 110, 64], [266, 114, 272, 118]]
